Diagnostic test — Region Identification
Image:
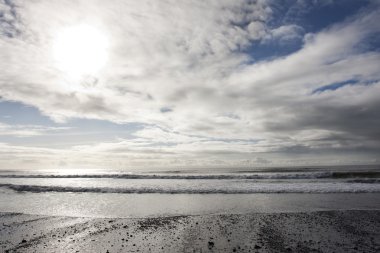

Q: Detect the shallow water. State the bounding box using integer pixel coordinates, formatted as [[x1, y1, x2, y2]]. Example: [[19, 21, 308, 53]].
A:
[[1, 165, 379, 217], [1, 190, 380, 218]]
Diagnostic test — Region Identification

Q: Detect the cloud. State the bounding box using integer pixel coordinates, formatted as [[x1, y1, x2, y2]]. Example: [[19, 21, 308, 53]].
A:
[[0, 0, 379, 167], [0, 122, 70, 137], [266, 24, 304, 43], [0, 0, 21, 38]]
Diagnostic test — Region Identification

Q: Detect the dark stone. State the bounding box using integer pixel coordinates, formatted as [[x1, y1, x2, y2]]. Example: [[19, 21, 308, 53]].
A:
[[254, 244, 261, 249]]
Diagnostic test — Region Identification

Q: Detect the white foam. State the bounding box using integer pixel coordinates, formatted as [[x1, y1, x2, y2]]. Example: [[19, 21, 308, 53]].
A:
[[0, 172, 334, 180], [1, 182, 380, 194]]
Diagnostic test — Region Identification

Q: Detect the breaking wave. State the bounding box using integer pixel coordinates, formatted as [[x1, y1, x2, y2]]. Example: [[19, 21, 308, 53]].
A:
[[1, 182, 380, 194], [0, 171, 379, 180]]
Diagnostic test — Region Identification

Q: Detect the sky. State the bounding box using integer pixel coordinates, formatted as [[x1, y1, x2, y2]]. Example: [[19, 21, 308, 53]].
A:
[[0, 0, 380, 170]]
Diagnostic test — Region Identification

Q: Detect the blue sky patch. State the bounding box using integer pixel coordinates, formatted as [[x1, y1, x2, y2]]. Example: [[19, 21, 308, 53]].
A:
[[312, 79, 359, 94]]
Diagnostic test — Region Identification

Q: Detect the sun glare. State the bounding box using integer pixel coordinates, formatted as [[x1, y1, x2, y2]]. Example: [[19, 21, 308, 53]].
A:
[[53, 24, 108, 79]]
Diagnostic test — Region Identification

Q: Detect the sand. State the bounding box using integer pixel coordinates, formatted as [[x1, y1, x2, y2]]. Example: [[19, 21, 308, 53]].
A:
[[1, 210, 380, 252]]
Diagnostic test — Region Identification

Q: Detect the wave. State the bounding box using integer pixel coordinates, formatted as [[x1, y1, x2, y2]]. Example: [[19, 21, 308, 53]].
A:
[[346, 179, 380, 183], [1, 183, 380, 194], [1, 171, 379, 180]]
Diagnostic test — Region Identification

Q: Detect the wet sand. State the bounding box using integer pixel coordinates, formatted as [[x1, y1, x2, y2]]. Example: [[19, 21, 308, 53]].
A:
[[1, 210, 380, 252]]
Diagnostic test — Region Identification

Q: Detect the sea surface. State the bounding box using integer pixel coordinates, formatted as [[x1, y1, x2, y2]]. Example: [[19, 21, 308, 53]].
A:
[[0, 165, 380, 218]]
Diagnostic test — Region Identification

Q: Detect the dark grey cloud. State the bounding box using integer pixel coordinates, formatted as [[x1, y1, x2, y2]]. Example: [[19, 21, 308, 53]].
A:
[[0, 0, 21, 38]]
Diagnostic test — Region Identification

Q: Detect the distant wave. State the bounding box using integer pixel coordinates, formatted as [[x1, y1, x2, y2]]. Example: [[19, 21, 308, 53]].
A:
[[346, 179, 380, 183], [1, 183, 380, 194], [1, 171, 379, 180]]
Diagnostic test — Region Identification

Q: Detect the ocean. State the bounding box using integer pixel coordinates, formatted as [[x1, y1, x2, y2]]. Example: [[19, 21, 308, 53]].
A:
[[1, 165, 380, 218]]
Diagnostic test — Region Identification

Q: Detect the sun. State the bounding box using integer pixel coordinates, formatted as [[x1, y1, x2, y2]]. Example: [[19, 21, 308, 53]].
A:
[[53, 24, 109, 79]]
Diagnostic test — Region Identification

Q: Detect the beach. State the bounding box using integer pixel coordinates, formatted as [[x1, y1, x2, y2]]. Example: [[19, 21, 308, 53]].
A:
[[1, 210, 380, 252]]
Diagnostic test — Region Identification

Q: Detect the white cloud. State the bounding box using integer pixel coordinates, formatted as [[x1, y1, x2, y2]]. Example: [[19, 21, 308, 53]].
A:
[[266, 24, 304, 42], [0, 122, 70, 137]]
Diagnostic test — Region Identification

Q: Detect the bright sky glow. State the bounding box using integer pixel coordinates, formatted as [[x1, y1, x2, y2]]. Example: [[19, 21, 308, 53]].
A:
[[53, 24, 108, 79]]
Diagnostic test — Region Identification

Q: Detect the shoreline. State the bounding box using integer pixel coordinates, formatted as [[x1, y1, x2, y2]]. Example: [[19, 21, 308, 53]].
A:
[[1, 210, 380, 252]]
